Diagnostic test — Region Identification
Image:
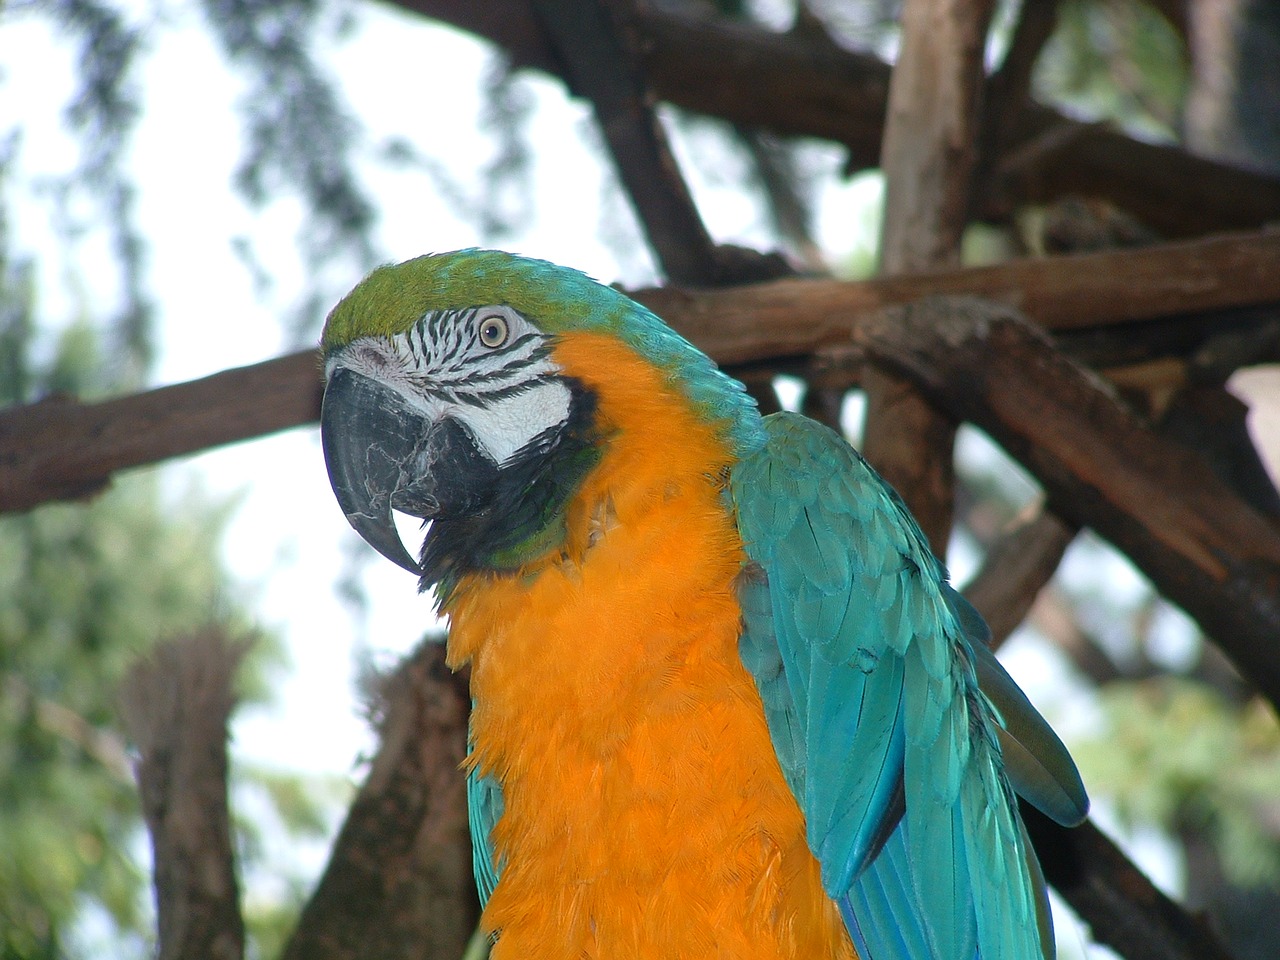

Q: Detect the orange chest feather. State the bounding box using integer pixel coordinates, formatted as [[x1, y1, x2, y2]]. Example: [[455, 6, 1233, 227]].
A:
[[444, 335, 854, 960]]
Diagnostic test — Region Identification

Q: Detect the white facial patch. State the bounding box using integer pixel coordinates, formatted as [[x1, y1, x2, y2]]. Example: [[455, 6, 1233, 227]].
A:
[[328, 305, 575, 468], [449, 378, 573, 466]]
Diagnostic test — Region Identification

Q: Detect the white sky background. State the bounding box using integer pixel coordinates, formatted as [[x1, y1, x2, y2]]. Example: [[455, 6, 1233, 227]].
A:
[[15, 0, 1272, 951]]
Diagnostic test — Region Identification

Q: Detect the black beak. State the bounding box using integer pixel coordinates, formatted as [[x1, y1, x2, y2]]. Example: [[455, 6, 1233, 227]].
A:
[[320, 367, 503, 576], [321, 367, 428, 574]]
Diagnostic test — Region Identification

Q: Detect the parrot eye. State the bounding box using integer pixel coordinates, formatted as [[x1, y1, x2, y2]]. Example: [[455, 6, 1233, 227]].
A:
[[478, 314, 510, 348]]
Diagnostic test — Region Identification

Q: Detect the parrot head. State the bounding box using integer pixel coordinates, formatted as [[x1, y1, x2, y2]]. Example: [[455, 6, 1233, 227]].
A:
[[319, 249, 759, 589]]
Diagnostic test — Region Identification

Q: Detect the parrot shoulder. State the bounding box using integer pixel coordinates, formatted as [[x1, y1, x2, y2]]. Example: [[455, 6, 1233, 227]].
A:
[[729, 411, 1082, 960]]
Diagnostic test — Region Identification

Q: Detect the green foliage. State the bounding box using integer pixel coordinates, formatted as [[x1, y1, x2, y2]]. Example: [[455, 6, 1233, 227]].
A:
[[0, 483, 239, 955], [0, 396, 243, 956], [4, 4, 368, 952], [45, 0, 152, 379], [0, 183, 255, 957], [1075, 678, 1280, 888], [0, 279, 322, 960], [1036, 0, 1189, 138]]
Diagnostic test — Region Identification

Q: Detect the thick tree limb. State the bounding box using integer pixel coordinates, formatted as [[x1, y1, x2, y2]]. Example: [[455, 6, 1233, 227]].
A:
[[397, 1, 1280, 237], [0, 351, 321, 512], [120, 628, 251, 960], [282, 641, 476, 960], [1022, 808, 1237, 960], [527, 0, 720, 285], [964, 506, 1079, 649], [641, 229, 1280, 363], [877, 0, 993, 272], [856, 296, 1280, 713], [861, 0, 993, 552], [3, 231, 1278, 515]]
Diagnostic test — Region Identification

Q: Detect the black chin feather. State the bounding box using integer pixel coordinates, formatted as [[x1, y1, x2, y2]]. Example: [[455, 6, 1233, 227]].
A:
[[419, 379, 602, 597]]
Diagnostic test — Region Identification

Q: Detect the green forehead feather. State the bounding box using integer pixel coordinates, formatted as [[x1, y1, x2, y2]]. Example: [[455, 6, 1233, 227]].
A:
[[321, 249, 626, 353], [321, 248, 765, 453]]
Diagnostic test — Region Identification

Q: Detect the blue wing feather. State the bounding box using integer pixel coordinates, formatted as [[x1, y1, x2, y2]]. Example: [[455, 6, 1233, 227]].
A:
[[466, 762, 504, 908], [731, 411, 1085, 960], [841, 820, 934, 960]]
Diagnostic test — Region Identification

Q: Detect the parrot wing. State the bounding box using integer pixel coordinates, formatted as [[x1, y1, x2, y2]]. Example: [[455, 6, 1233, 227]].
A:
[[731, 411, 1083, 960]]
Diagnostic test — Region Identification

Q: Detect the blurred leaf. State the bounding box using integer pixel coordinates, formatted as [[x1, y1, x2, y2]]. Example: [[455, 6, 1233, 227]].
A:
[[1075, 678, 1280, 888], [1036, 0, 1189, 138], [0, 202, 272, 957]]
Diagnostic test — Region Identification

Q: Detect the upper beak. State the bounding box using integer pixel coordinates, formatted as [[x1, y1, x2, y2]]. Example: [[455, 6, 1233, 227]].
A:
[[320, 367, 429, 574]]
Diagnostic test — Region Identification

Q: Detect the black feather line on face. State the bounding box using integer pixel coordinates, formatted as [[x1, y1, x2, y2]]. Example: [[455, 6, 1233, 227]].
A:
[[453, 339, 553, 384], [450, 372, 563, 409], [476, 330, 544, 363], [419, 377, 603, 599]]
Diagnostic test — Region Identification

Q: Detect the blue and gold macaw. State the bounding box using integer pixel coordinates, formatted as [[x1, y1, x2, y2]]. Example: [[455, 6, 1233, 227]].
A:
[[318, 249, 1088, 959]]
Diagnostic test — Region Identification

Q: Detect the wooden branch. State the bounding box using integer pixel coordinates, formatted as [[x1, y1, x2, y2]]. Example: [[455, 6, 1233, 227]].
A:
[[527, 0, 722, 285], [1159, 384, 1280, 520], [878, 0, 994, 270], [3, 231, 1278, 516], [0, 351, 322, 513], [120, 628, 251, 960], [528, 0, 792, 286], [1022, 808, 1237, 960], [979, 0, 1061, 210], [642, 229, 1280, 363], [964, 506, 1079, 649], [856, 295, 1280, 713], [862, 0, 993, 552], [395, 0, 1280, 237], [282, 642, 476, 960]]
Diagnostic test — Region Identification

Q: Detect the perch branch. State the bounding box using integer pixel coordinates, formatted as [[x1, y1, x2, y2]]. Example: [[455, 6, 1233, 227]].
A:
[[397, 0, 1280, 237], [3, 231, 1278, 514], [282, 641, 476, 960], [640, 229, 1280, 363], [861, 0, 994, 551], [856, 296, 1280, 713], [120, 627, 250, 960], [0, 350, 320, 512]]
